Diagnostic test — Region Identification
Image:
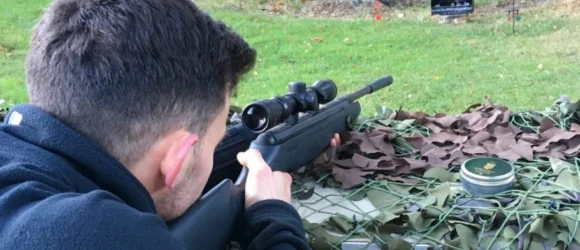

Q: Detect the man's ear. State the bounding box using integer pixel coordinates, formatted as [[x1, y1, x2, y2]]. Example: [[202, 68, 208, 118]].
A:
[[159, 131, 199, 189]]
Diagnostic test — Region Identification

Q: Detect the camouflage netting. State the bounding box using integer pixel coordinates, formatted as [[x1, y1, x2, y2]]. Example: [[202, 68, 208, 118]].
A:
[[284, 95, 580, 250]]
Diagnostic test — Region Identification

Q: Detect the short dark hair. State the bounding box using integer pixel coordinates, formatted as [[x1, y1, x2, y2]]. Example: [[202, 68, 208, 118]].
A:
[[26, 0, 256, 166]]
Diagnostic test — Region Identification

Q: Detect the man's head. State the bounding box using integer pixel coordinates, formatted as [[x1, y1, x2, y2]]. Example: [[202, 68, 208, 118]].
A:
[[25, 0, 256, 220]]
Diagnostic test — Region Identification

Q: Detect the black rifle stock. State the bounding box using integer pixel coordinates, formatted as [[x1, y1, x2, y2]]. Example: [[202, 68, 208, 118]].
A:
[[166, 75, 394, 250]]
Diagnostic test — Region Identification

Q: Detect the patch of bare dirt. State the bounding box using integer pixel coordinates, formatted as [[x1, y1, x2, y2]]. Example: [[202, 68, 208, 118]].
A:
[[256, 1, 378, 19]]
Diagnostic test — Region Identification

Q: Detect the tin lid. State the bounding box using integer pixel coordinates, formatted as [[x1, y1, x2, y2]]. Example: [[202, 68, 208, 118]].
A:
[[461, 157, 514, 183]]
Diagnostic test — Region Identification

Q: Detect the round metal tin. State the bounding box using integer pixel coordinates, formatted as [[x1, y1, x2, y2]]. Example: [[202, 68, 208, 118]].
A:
[[460, 157, 515, 194]]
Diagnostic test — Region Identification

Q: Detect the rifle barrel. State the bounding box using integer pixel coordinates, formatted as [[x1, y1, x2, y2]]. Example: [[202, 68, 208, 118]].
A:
[[340, 75, 393, 102]]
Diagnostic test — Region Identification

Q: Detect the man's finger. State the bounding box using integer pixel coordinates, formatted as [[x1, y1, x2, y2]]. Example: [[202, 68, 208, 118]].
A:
[[237, 149, 269, 173], [335, 133, 341, 146], [330, 133, 341, 147], [330, 138, 336, 147], [236, 153, 247, 166]]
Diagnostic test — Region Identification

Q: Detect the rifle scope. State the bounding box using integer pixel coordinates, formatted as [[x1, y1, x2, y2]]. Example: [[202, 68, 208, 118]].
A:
[[241, 79, 338, 133]]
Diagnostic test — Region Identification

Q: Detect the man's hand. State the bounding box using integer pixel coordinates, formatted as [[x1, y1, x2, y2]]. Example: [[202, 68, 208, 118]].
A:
[[236, 133, 342, 208], [236, 149, 291, 208]]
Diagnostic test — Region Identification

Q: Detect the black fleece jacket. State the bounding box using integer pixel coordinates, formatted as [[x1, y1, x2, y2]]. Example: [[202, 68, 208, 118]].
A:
[[0, 104, 310, 250]]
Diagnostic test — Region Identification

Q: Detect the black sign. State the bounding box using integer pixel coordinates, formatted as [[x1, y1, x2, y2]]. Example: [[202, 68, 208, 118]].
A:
[[431, 0, 474, 15]]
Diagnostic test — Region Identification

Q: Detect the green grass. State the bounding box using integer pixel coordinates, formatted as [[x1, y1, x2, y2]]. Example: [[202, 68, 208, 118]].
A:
[[0, 0, 51, 106], [1, 0, 579, 116]]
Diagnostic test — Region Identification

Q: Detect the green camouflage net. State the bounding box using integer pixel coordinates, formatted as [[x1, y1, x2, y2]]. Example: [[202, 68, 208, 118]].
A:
[[286, 96, 580, 250]]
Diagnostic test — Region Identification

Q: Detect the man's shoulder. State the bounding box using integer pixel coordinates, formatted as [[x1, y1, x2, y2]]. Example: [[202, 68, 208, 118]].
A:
[[0, 131, 184, 250], [1, 126, 71, 171], [0, 129, 82, 195], [0, 187, 184, 250]]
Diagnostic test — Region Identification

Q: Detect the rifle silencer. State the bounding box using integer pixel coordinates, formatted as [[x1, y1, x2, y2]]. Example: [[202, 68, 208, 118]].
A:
[[341, 75, 394, 102], [368, 75, 394, 92]]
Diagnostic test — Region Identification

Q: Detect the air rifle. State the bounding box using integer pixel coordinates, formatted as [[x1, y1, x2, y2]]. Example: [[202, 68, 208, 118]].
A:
[[166, 75, 394, 250]]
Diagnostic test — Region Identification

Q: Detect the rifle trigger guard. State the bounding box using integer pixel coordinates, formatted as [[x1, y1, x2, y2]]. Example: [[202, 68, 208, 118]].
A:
[[234, 167, 248, 187]]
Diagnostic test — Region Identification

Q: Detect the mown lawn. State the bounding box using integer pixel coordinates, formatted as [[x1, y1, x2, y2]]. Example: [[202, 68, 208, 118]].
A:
[[1, 0, 579, 115]]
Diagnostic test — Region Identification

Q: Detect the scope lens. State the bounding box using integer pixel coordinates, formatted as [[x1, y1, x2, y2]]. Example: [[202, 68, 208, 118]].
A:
[[243, 105, 269, 131]]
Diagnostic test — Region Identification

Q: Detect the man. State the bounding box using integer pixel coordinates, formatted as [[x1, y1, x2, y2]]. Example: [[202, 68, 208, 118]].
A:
[[0, 0, 341, 249]]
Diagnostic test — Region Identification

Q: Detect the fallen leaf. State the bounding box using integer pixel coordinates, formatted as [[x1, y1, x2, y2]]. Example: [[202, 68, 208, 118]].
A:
[[332, 167, 367, 189], [310, 37, 323, 43]]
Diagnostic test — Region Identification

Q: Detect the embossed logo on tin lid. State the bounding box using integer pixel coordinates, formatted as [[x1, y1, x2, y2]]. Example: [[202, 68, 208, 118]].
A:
[[464, 157, 512, 178], [483, 162, 496, 170]]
